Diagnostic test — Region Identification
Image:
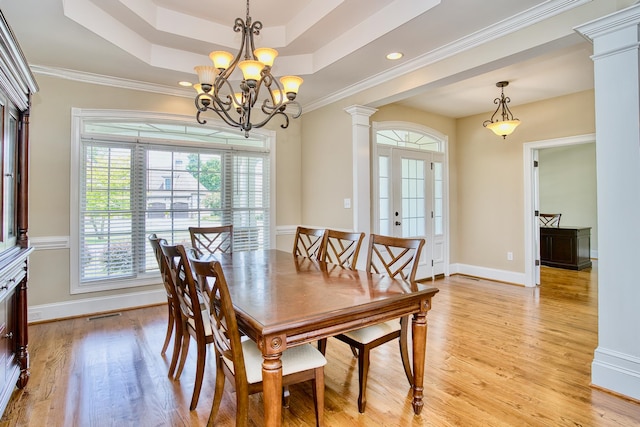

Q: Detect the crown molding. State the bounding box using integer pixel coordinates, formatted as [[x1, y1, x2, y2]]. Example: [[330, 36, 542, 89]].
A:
[[303, 0, 592, 112], [30, 65, 193, 98]]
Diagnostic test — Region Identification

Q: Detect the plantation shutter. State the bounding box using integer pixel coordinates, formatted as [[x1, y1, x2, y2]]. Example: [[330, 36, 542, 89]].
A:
[[79, 136, 271, 285]]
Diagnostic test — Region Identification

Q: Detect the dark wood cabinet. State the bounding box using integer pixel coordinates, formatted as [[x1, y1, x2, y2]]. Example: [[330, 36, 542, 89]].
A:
[[0, 12, 37, 415], [540, 227, 592, 270]]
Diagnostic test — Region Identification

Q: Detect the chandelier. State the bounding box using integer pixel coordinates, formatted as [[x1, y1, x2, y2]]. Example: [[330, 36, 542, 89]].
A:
[[194, 0, 303, 138], [483, 81, 521, 139]]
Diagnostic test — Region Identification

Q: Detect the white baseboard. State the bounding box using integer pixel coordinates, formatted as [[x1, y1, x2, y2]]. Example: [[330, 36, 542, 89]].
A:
[[592, 347, 640, 401], [449, 263, 526, 286], [28, 289, 167, 323]]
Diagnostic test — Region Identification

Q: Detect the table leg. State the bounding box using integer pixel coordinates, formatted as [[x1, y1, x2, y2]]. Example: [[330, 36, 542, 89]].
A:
[[262, 352, 283, 426], [411, 311, 427, 415]]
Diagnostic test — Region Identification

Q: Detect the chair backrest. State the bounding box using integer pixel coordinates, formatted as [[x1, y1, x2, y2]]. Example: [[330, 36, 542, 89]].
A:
[[539, 213, 561, 227], [322, 229, 365, 269], [148, 233, 166, 271], [160, 243, 209, 339], [148, 234, 177, 299], [366, 234, 425, 283], [293, 226, 326, 261], [189, 225, 233, 256], [188, 253, 248, 385]]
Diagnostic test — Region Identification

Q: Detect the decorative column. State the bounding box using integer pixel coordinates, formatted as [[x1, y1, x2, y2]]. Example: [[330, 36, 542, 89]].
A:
[[344, 105, 377, 269], [575, 4, 640, 401]]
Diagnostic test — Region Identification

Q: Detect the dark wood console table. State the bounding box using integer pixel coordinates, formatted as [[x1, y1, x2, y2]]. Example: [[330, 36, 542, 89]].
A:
[[540, 226, 592, 270]]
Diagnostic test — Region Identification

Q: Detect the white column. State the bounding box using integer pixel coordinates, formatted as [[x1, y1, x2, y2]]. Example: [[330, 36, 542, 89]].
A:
[[576, 4, 640, 401], [345, 105, 377, 271], [344, 105, 377, 234]]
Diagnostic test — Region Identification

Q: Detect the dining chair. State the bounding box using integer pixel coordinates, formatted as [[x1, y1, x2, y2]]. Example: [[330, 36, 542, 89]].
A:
[[539, 213, 561, 227], [160, 242, 213, 410], [188, 253, 327, 427], [148, 234, 182, 377], [321, 229, 365, 269], [189, 224, 233, 256], [330, 233, 425, 413], [293, 226, 327, 260]]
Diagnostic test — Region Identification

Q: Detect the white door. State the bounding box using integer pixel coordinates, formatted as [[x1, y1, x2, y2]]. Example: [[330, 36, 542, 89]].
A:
[[375, 146, 446, 280]]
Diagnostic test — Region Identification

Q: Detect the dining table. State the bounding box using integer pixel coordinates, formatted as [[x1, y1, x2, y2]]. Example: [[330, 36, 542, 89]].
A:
[[209, 249, 439, 426]]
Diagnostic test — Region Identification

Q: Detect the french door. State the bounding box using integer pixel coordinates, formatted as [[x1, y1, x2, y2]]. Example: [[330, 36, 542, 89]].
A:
[[375, 146, 446, 279]]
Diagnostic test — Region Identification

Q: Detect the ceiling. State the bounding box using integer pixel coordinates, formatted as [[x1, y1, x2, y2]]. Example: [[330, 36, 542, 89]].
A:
[[1, 0, 601, 118]]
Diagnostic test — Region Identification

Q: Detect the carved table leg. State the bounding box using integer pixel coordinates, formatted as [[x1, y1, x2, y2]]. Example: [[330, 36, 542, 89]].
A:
[[262, 335, 284, 427], [411, 310, 428, 415]]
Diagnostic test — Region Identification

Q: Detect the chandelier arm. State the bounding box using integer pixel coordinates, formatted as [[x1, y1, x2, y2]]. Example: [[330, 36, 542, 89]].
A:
[[249, 21, 262, 59], [208, 105, 243, 129], [500, 96, 518, 121], [196, 110, 207, 125], [253, 100, 301, 130], [483, 97, 503, 127], [198, 92, 244, 129]]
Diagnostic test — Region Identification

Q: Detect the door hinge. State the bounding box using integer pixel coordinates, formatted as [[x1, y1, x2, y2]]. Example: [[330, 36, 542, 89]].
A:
[[533, 160, 539, 167], [535, 210, 539, 217], [535, 259, 540, 266], [431, 260, 434, 267]]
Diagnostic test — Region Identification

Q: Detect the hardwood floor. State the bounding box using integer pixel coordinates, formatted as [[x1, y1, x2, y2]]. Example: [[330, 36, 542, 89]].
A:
[[2, 262, 640, 426]]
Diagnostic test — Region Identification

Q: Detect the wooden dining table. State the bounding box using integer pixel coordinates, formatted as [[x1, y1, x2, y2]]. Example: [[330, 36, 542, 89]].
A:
[[210, 249, 439, 426]]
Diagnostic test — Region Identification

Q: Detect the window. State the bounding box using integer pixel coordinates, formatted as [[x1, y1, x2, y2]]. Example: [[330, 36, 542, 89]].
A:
[[71, 110, 275, 293]]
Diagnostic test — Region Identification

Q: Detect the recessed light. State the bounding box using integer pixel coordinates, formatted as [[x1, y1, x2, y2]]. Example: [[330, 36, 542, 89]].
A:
[[178, 81, 193, 87], [386, 52, 403, 60]]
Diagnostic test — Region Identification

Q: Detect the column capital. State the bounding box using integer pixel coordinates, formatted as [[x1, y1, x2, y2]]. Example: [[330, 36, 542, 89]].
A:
[[575, 3, 640, 42]]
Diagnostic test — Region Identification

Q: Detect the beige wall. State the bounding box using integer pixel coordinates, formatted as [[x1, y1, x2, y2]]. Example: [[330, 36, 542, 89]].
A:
[[539, 143, 598, 251], [28, 75, 302, 306], [455, 90, 595, 272], [300, 102, 354, 229]]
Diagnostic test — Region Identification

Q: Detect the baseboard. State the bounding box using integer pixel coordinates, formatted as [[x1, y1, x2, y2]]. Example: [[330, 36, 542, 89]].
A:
[[449, 263, 526, 286], [592, 347, 640, 401], [28, 288, 167, 323]]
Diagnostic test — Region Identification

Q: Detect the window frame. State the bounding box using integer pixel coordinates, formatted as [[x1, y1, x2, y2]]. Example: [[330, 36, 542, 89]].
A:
[[70, 109, 276, 294]]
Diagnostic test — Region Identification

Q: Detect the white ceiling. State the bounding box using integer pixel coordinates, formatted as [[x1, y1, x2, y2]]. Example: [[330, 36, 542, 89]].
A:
[[1, 0, 603, 118]]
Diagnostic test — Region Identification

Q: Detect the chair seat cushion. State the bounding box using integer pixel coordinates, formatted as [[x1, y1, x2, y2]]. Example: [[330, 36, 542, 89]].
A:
[[223, 340, 327, 384], [341, 319, 401, 344]]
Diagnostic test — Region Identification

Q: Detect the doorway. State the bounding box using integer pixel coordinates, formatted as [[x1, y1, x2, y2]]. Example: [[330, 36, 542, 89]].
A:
[[372, 122, 448, 280], [523, 133, 596, 287]]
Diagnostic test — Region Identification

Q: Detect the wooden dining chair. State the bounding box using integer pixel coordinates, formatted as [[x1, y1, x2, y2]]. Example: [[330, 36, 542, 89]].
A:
[[321, 229, 365, 269], [188, 253, 327, 427], [160, 242, 213, 410], [330, 234, 425, 413], [539, 213, 561, 227], [293, 226, 327, 260], [148, 234, 182, 377], [189, 224, 233, 256]]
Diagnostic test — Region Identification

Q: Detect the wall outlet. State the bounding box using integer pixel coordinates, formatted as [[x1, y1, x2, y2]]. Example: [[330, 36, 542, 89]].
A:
[[507, 252, 513, 261], [344, 198, 351, 209]]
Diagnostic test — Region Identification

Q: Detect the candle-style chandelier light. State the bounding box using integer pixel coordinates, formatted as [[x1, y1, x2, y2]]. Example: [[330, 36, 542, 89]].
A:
[[194, 0, 303, 137], [483, 81, 521, 139]]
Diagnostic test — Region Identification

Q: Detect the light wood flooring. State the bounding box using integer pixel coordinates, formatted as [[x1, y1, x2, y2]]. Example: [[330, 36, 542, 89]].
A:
[[2, 262, 640, 426]]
